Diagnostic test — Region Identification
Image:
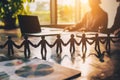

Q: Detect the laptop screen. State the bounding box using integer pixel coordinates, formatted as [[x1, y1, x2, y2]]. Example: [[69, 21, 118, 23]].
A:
[[18, 15, 41, 35]]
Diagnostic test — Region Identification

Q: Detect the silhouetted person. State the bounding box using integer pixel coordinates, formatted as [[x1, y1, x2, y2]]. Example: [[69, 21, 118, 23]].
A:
[[65, 34, 79, 57], [36, 36, 51, 60], [18, 35, 35, 59], [109, 0, 120, 37], [51, 34, 65, 57], [1, 36, 18, 57], [64, 0, 108, 33]]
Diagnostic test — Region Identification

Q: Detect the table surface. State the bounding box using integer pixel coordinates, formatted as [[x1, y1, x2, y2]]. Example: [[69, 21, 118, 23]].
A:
[[0, 28, 120, 80]]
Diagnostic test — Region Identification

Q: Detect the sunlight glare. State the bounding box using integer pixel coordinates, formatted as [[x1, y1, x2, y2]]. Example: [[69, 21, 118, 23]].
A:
[[29, 2, 37, 12], [58, 0, 74, 6], [81, 0, 88, 4]]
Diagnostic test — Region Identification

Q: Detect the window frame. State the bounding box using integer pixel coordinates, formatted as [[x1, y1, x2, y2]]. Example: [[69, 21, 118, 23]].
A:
[[37, 0, 82, 28]]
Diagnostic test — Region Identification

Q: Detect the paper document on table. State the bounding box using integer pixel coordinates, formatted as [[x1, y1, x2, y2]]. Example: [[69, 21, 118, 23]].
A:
[[0, 58, 81, 80]]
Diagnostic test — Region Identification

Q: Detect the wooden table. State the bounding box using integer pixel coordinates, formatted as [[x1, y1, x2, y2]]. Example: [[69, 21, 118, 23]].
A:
[[0, 28, 120, 80]]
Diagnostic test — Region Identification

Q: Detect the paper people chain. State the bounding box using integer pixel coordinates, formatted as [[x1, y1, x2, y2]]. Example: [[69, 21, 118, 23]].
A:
[[0, 34, 119, 63]]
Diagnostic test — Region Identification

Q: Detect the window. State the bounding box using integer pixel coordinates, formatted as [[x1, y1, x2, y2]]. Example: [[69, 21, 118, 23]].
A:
[[57, 0, 75, 24], [80, 0, 90, 19], [30, 0, 50, 25], [29, 0, 89, 27]]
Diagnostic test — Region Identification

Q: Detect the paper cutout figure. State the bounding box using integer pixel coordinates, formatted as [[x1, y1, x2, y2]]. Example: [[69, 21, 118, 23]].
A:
[[1, 36, 19, 57], [102, 34, 111, 57], [78, 33, 93, 53], [51, 34, 66, 57], [18, 35, 36, 59], [36, 36, 51, 60], [77, 33, 94, 63], [88, 34, 105, 62], [104, 34, 120, 57], [78, 33, 87, 53], [65, 34, 79, 57]]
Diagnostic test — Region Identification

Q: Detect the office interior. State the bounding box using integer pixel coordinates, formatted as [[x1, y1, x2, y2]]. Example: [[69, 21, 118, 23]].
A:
[[0, 0, 120, 80]]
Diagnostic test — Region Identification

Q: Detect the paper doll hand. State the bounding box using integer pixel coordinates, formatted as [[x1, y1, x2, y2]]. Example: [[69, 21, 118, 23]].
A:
[[48, 44, 53, 48], [34, 44, 38, 48], [16, 45, 21, 49]]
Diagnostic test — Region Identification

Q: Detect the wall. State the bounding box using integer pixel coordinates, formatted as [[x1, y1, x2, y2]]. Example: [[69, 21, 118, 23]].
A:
[[100, 0, 119, 28]]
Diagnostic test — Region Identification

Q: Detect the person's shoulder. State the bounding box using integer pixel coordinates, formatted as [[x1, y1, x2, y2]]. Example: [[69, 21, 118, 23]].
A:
[[117, 5, 120, 9], [100, 8, 107, 15], [98, 8, 108, 17], [103, 10, 107, 15]]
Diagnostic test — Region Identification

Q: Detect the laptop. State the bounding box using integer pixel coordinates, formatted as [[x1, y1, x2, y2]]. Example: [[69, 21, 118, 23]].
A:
[[18, 15, 41, 36], [18, 15, 64, 37]]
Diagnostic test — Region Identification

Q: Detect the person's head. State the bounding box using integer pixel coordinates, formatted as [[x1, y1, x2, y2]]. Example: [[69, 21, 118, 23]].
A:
[[71, 34, 74, 38], [57, 34, 60, 38], [24, 35, 28, 40], [8, 36, 11, 40], [41, 36, 45, 39], [89, 0, 101, 9]]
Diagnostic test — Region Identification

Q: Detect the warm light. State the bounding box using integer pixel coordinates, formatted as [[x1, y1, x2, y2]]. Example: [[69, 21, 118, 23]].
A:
[[23, 2, 28, 10], [58, 0, 74, 6], [80, 0, 90, 19], [29, 2, 37, 12], [81, 0, 88, 4]]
